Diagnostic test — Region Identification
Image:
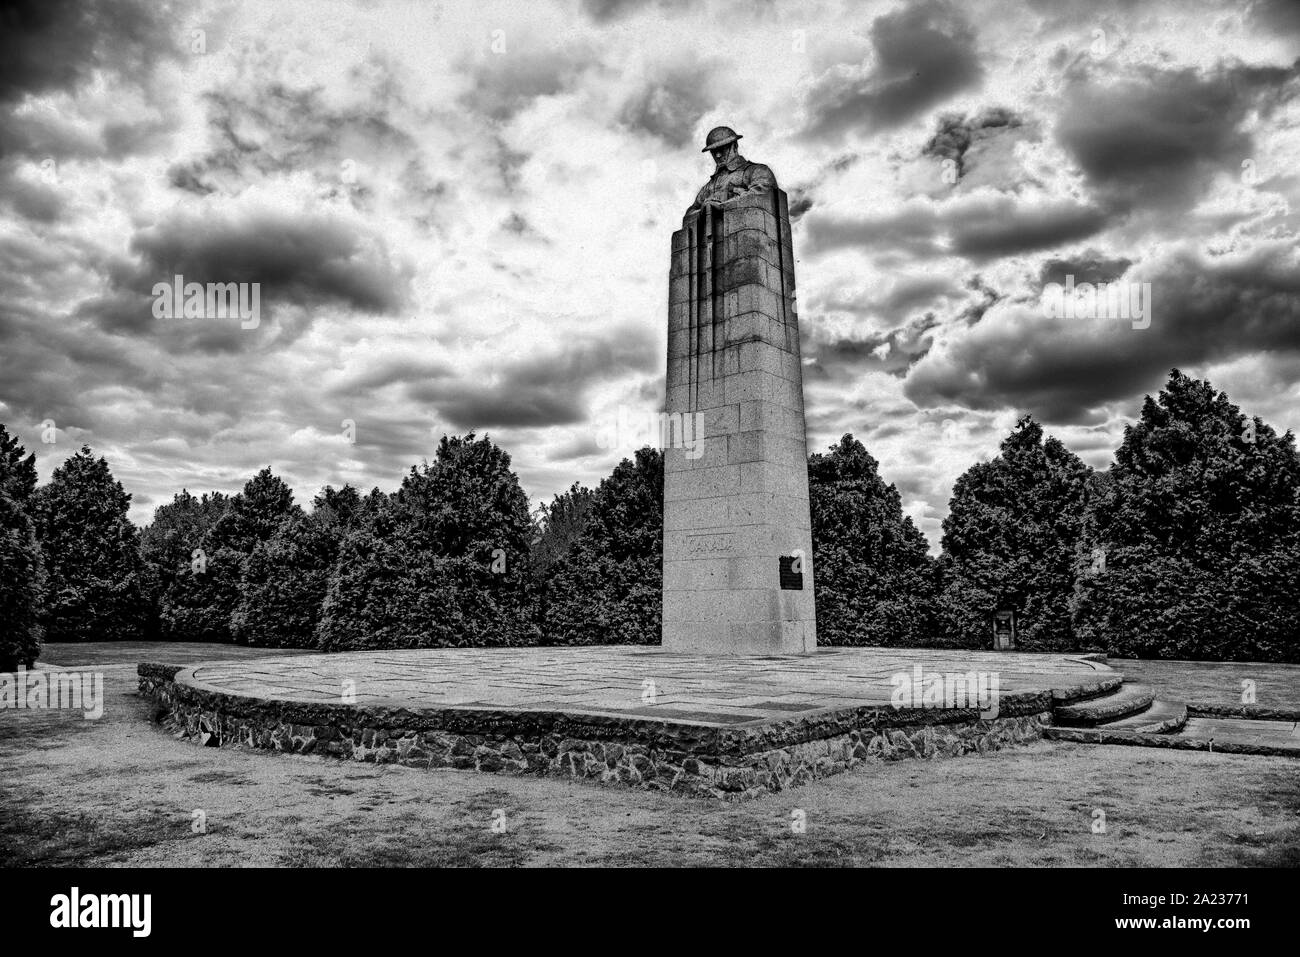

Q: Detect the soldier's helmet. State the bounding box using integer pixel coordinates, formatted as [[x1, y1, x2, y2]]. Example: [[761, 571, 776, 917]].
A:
[[701, 126, 742, 152]]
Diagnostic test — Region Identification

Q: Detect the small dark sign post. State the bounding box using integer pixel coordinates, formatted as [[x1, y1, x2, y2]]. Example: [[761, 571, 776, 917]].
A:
[[993, 609, 1016, 650]]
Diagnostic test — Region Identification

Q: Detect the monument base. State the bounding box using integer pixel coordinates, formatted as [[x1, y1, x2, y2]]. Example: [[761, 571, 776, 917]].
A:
[[140, 647, 1119, 799], [660, 617, 814, 655]]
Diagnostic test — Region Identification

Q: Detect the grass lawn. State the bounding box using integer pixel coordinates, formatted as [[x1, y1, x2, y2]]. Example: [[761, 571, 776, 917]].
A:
[[1108, 657, 1300, 711], [2, 643, 1297, 867]]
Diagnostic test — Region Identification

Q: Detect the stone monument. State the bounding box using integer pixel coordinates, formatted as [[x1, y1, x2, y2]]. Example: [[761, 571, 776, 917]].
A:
[[662, 126, 817, 654]]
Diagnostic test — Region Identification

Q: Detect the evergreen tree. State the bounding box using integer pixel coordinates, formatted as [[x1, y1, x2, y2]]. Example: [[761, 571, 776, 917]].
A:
[[232, 485, 362, 648], [541, 448, 662, 645], [936, 417, 1094, 650], [31, 447, 151, 642], [1073, 371, 1300, 662], [312, 483, 363, 525], [0, 424, 37, 504], [317, 435, 538, 649], [808, 435, 935, 646], [529, 482, 595, 630], [530, 483, 595, 576], [0, 424, 42, 669], [163, 468, 299, 642], [140, 490, 229, 640]]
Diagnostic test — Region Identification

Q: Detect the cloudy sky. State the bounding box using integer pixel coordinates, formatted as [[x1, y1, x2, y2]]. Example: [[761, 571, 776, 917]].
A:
[[2, 0, 1298, 547]]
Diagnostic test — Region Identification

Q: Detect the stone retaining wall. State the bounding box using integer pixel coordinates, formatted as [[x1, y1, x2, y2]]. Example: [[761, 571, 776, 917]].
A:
[[140, 663, 1052, 799]]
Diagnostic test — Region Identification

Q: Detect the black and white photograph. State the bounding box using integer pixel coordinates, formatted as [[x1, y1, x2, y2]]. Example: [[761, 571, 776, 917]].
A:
[[0, 0, 1296, 930]]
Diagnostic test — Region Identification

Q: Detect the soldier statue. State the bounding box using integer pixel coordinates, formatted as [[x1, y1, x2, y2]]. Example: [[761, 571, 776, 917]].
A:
[[687, 126, 776, 215]]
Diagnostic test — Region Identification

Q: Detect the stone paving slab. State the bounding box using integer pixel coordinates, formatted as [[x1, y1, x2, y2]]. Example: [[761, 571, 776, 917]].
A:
[[174, 646, 1112, 729]]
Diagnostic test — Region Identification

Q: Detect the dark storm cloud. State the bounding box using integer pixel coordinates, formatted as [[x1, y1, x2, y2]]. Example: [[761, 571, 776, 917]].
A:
[[579, 0, 692, 22], [802, 0, 983, 141], [331, 357, 455, 397], [0, 0, 182, 160], [922, 107, 1023, 179], [66, 207, 411, 354], [805, 333, 899, 381], [0, 0, 176, 104], [0, 0, 183, 233], [618, 60, 718, 147], [805, 311, 943, 381], [407, 324, 658, 430], [949, 197, 1109, 259], [546, 435, 603, 461], [432, 391, 585, 430], [816, 275, 959, 324], [1247, 0, 1300, 35], [806, 275, 1000, 388], [806, 195, 1109, 263], [5, 180, 64, 222], [1037, 250, 1133, 287], [787, 192, 813, 219], [807, 203, 942, 258], [904, 241, 1300, 422], [129, 208, 411, 316], [878, 275, 961, 316], [168, 163, 217, 196], [954, 276, 1004, 326], [1055, 61, 1300, 212], [636, 375, 665, 408], [0, 234, 72, 299], [0, 292, 158, 434]]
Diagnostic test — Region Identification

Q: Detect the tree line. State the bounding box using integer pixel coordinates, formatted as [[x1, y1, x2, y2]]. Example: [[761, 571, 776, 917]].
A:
[[2, 370, 1297, 669]]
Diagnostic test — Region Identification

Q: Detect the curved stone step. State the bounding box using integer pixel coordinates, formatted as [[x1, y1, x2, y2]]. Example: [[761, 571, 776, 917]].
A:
[[1054, 682, 1156, 727], [1100, 698, 1187, 734]]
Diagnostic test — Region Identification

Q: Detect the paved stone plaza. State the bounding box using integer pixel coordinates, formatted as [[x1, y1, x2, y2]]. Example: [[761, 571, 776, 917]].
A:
[[174, 646, 1110, 724], [139, 647, 1121, 798]]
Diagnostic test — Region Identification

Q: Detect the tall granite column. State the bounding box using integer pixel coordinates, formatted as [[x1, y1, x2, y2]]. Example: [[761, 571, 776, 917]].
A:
[[661, 188, 817, 654]]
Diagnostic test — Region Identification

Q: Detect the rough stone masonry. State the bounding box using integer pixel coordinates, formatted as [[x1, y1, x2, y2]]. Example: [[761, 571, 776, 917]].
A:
[[662, 128, 817, 654]]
